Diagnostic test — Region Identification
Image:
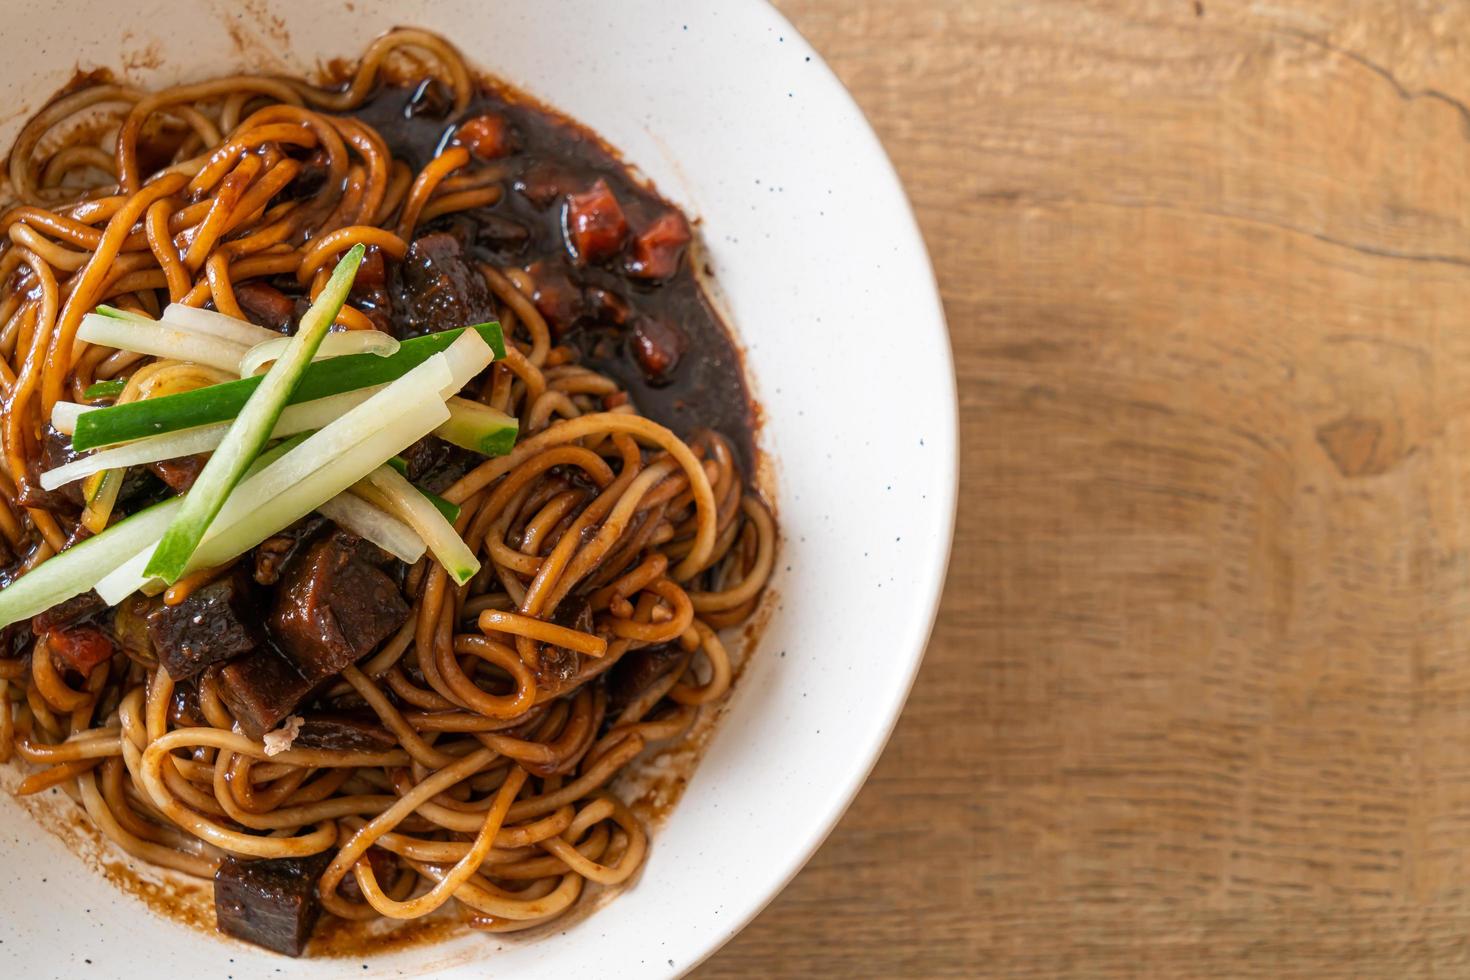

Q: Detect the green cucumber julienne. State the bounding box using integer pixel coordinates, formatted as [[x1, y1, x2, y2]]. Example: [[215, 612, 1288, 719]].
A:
[[437, 396, 519, 457], [0, 436, 304, 628], [0, 498, 181, 627], [82, 379, 128, 400], [144, 245, 366, 583], [71, 321, 506, 451]]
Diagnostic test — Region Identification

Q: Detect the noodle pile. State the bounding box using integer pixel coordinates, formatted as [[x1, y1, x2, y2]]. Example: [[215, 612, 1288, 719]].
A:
[[0, 30, 774, 939]]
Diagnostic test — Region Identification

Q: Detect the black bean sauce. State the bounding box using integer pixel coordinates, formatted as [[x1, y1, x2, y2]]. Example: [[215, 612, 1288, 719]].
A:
[[344, 82, 758, 475]]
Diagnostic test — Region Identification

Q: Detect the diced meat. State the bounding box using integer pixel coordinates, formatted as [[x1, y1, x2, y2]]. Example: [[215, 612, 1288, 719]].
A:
[[31, 591, 105, 634], [285, 149, 329, 200], [337, 847, 399, 904], [454, 113, 512, 159], [38, 425, 86, 508], [336, 847, 398, 905], [33, 427, 159, 511], [397, 436, 443, 484], [0, 621, 32, 660], [396, 436, 475, 493], [526, 260, 585, 336], [253, 536, 295, 587], [404, 77, 452, 119], [562, 178, 627, 263], [514, 160, 579, 208], [397, 231, 497, 336], [625, 211, 692, 280], [113, 593, 160, 666], [214, 851, 332, 956], [293, 714, 396, 753], [353, 248, 387, 290], [147, 454, 207, 494], [535, 597, 595, 689], [348, 247, 393, 334], [269, 533, 409, 685], [629, 317, 687, 384], [394, 435, 459, 488], [46, 624, 115, 680], [607, 644, 687, 711], [232, 282, 295, 332], [552, 595, 594, 636], [537, 642, 580, 688], [212, 646, 315, 738], [340, 533, 394, 569], [252, 516, 326, 587], [147, 567, 263, 681], [37, 427, 156, 510], [337, 848, 398, 904], [584, 287, 631, 326], [169, 681, 204, 727]]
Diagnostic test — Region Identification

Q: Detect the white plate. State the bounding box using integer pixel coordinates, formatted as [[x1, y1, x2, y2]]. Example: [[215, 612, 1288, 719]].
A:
[[0, 1, 956, 976]]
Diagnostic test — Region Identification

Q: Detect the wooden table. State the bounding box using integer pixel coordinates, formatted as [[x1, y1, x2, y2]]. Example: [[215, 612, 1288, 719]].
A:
[[702, 1, 1470, 976]]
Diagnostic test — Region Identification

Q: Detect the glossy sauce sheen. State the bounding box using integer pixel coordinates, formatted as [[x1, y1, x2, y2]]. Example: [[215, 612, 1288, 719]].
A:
[[348, 83, 758, 473]]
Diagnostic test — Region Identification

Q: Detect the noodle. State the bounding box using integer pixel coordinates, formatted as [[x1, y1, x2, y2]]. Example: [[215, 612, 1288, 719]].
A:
[[0, 27, 774, 955]]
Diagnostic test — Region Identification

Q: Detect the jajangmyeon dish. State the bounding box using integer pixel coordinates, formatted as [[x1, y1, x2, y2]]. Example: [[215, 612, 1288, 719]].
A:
[[0, 29, 774, 956]]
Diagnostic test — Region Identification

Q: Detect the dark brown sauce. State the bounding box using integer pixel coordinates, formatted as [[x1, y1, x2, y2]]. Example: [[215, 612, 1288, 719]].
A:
[[343, 82, 758, 475]]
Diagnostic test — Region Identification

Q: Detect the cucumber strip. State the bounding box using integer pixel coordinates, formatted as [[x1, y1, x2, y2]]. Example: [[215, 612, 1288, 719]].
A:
[[82, 379, 127, 401], [46, 332, 503, 489], [98, 387, 451, 604], [80, 467, 123, 534], [240, 330, 399, 378], [317, 492, 426, 565], [0, 435, 305, 626], [98, 336, 490, 601], [94, 304, 150, 322], [41, 386, 390, 490], [0, 498, 182, 627], [45, 333, 506, 489], [364, 464, 479, 584], [420, 489, 461, 524], [178, 333, 490, 566], [382, 457, 462, 523], [438, 397, 519, 456], [72, 321, 504, 451], [78, 312, 250, 373], [93, 433, 306, 603], [160, 303, 280, 348], [144, 245, 366, 583], [197, 395, 449, 570]]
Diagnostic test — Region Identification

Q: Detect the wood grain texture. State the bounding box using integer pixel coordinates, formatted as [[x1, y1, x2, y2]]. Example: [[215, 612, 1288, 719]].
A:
[[701, 1, 1470, 976]]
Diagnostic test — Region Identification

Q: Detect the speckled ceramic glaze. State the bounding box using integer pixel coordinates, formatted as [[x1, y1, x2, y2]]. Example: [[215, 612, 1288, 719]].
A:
[[0, 1, 956, 976]]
